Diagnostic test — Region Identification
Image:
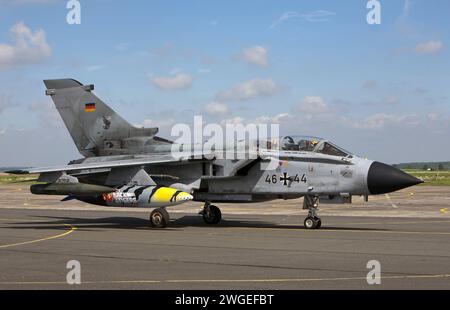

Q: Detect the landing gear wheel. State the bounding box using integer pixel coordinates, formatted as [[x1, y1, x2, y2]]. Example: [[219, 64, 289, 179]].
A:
[[149, 207, 170, 228], [303, 195, 321, 229], [202, 205, 222, 224], [316, 218, 322, 229], [304, 217, 321, 229]]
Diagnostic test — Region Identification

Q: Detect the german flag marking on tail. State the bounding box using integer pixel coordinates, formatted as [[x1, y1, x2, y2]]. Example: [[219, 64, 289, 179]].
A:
[[84, 103, 96, 113]]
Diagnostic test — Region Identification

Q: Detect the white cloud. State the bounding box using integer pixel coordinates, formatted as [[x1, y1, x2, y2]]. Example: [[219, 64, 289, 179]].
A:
[[239, 46, 269, 67], [270, 11, 299, 29], [203, 101, 230, 117], [0, 22, 51, 69], [227, 108, 441, 134], [245, 109, 450, 162], [216, 78, 281, 101], [297, 96, 329, 114], [270, 10, 336, 28], [414, 40, 443, 54], [252, 95, 427, 132], [220, 116, 245, 126], [151, 73, 193, 90], [255, 113, 292, 124], [301, 10, 336, 22], [351, 113, 420, 130]]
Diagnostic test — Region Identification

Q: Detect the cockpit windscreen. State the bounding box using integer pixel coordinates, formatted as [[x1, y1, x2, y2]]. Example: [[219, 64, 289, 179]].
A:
[[280, 136, 352, 157]]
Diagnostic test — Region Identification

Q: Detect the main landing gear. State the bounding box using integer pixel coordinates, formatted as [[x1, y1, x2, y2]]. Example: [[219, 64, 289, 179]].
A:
[[149, 207, 170, 228], [149, 202, 223, 228], [200, 202, 222, 225], [303, 195, 322, 229]]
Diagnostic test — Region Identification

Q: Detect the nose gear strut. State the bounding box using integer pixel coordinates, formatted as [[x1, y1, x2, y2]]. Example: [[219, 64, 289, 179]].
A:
[[303, 195, 322, 229]]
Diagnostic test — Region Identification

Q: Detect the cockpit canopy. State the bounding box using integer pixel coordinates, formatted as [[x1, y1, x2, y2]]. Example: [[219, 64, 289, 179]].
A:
[[277, 136, 352, 158]]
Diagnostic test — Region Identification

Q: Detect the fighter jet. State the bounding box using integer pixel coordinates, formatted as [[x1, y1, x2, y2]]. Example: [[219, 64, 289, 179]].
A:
[[8, 79, 423, 229]]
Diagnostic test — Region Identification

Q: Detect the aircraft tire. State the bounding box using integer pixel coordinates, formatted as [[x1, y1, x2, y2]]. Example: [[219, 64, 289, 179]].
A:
[[316, 218, 322, 229], [203, 205, 222, 224], [304, 217, 321, 229], [149, 207, 170, 228]]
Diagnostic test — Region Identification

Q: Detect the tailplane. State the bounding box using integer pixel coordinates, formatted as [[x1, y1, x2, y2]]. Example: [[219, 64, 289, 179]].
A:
[[44, 79, 161, 157]]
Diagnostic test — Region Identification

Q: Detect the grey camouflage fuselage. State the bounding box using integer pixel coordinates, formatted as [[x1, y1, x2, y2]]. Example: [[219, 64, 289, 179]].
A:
[[12, 79, 423, 229]]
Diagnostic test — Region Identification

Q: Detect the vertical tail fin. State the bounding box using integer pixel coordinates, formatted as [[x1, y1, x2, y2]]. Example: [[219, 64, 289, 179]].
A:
[[44, 79, 159, 157]]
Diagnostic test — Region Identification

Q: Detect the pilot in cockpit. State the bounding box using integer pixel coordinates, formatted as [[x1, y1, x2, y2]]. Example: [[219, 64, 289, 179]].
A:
[[298, 139, 318, 152]]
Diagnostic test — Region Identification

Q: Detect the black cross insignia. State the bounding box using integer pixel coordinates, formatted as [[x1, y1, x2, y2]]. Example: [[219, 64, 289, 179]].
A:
[[280, 172, 291, 186]]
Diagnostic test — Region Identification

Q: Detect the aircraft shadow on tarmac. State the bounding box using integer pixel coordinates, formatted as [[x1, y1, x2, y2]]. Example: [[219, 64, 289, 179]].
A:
[[2, 215, 388, 232]]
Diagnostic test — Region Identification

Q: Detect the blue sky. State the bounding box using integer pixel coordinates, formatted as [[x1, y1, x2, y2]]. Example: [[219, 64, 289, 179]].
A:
[[0, 0, 449, 166]]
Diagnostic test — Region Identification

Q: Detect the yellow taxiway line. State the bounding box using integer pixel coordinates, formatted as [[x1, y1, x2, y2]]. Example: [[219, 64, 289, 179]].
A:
[[0, 218, 77, 249]]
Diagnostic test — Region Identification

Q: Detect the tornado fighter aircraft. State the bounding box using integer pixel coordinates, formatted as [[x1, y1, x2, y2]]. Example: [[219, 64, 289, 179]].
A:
[[9, 79, 423, 229]]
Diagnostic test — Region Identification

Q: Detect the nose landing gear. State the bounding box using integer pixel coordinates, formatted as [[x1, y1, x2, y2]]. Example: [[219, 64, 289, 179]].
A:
[[303, 195, 322, 229]]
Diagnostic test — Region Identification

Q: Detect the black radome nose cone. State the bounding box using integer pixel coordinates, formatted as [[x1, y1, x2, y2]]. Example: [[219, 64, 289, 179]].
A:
[[368, 162, 423, 195]]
